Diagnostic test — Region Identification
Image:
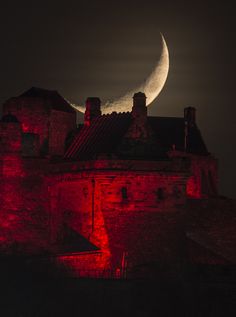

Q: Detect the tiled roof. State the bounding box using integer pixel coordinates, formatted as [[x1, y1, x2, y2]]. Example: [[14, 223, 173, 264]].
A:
[[20, 87, 75, 113], [64, 112, 132, 159], [64, 112, 209, 160]]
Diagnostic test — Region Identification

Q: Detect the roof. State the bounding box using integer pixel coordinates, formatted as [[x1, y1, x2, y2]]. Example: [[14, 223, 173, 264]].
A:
[[20, 87, 75, 113], [149, 116, 208, 155], [64, 112, 132, 159], [64, 112, 209, 160]]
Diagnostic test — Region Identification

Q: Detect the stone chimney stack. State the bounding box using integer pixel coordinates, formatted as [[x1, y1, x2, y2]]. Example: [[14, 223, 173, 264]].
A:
[[132, 92, 147, 121], [184, 107, 196, 127], [127, 92, 149, 139], [84, 97, 101, 126]]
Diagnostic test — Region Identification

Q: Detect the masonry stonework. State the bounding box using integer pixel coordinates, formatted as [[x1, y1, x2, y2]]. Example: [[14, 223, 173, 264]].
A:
[[0, 87, 229, 278]]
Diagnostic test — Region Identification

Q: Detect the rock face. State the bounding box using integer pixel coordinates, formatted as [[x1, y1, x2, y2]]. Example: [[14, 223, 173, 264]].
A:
[[0, 87, 229, 278]]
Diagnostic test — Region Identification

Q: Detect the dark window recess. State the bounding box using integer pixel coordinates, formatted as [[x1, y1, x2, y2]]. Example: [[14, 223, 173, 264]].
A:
[[121, 187, 128, 199], [156, 188, 165, 200], [173, 185, 181, 199]]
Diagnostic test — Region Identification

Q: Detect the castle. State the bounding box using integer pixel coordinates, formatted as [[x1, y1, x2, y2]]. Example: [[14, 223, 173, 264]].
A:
[[0, 87, 234, 278]]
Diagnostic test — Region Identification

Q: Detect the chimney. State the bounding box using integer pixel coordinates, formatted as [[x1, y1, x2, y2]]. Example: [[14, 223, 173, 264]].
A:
[[127, 92, 148, 139], [184, 107, 196, 127], [132, 92, 147, 120], [84, 97, 101, 126]]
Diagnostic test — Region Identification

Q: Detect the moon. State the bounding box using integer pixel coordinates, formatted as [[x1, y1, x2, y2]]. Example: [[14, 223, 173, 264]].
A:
[[68, 33, 169, 114]]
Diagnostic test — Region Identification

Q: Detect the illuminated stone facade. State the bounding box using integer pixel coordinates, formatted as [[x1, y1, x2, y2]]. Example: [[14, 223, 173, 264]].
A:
[[0, 87, 222, 277]]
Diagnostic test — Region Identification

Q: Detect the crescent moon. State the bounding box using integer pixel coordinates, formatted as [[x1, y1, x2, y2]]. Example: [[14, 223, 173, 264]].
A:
[[68, 33, 169, 114]]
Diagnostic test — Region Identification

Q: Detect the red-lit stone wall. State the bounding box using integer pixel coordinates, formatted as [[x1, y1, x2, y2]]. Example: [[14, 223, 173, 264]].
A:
[[49, 163, 188, 276], [48, 178, 95, 243], [3, 98, 76, 156], [0, 92, 223, 274], [186, 155, 218, 198], [55, 252, 112, 278], [168, 151, 218, 199], [0, 122, 22, 154], [94, 171, 186, 273], [49, 110, 76, 156], [3, 97, 50, 153], [0, 156, 50, 253]]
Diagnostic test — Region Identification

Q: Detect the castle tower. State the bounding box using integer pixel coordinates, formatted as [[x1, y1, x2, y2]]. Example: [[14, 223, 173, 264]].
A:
[[3, 87, 77, 157]]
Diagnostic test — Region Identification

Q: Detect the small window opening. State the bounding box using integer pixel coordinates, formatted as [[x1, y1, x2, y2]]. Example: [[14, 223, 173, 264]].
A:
[[121, 187, 128, 200], [173, 185, 181, 199], [156, 188, 165, 200]]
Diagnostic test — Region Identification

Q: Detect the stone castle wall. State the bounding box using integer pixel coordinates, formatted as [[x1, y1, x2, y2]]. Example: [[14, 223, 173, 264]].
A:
[[3, 97, 76, 156], [48, 166, 188, 274], [0, 156, 50, 253]]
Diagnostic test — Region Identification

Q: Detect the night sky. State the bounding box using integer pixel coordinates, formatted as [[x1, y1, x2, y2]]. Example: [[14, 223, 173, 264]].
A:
[[0, 0, 235, 198]]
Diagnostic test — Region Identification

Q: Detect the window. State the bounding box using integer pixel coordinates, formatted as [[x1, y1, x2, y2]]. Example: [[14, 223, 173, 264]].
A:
[[121, 187, 128, 200], [173, 185, 181, 199], [156, 187, 165, 200]]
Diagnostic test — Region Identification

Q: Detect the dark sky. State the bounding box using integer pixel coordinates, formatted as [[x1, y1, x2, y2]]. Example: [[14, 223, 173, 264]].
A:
[[0, 0, 235, 198]]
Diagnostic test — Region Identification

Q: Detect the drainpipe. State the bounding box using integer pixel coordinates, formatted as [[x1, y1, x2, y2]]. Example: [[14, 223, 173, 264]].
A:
[[91, 178, 95, 232], [184, 120, 188, 152]]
